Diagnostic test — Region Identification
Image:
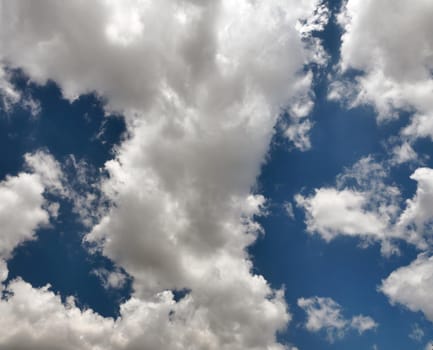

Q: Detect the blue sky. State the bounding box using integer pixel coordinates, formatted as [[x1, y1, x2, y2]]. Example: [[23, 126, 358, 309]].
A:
[[1, 1, 433, 349]]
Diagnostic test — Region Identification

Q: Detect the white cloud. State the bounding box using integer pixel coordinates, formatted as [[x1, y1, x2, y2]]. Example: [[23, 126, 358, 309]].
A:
[[333, 0, 433, 157], [284, 202, 295, 220], [296, 156, 403, 255], [391, 142, 418, 165], [351, 315, 378, 334], [297, 296, 377, 342], [92, 267, 127, 290], [0, 0, 330, 349], [296, 155, 433, 255], [396, 168, 433, 249], [0, 66, 40, 116], [24, 150, 65, 194], [0, 150, 63, 282], [296, 188, 387, 241], [0, 277, 286, 350], [380, 253, 433, 323], [0, 66, 20, 112]]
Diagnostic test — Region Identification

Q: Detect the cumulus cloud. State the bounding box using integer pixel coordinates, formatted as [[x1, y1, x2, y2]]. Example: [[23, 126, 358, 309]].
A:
[[395, 168, 433, 249], [0, 277, 286, 350], [296, 188, 387, 241], [296, 156, 404, 255], [380, 254, 433, 323], [0, 0, 330, 349], [0, 150, 63, 282], [332, 0, 433, 158], [296, 154, 433, 255], [297, 296, 377, 342]]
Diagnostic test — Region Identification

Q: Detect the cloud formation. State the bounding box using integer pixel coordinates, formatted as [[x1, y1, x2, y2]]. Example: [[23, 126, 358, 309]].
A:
[[380, 254, 433, 323], [0, 0, 329, 349], [0, 150, 62, 283], [297, 155, 433, 255], [298, 296, 377, 342], [333, 0, 433, 158]]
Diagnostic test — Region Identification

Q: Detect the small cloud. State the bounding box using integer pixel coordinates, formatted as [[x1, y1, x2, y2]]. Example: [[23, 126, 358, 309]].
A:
[[298, 296, 377, 343], [92, 267, 128, 290], [284, 202, 295, 220], [409, 323, 424, 342], [351, 315, 378, 334]]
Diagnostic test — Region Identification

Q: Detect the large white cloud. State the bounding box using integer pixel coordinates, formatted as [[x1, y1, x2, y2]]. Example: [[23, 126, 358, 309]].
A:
[[0, 277, 287, 350], [333, 0, 433, 149], [0, 0, 329, 349], [380, 254, 433, 323]]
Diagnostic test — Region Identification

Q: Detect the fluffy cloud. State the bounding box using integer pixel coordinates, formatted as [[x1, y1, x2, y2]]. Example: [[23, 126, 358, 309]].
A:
[[380, 254, 433, 323], [333, 0, 433, 156], [0, 150, 62, 282], [297, 296, 377, 342], [296, 188, 387, 241], [0, 0, 329, 349], [297, 155, 433, 255], [396, 168, 433, 248], [0, 277, 286, 350], [296, 156, 403, 255]]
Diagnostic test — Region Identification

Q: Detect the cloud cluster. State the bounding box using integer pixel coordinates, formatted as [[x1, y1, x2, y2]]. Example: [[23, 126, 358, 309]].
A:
[[296, 154, 433, 255], [0, 0, 330, 349], [297, 296, 377, 342], [0, 277, 286, 350], [303, 0, 433, 322], [332, 0, 433, 158], [296, 156, 433, 328]]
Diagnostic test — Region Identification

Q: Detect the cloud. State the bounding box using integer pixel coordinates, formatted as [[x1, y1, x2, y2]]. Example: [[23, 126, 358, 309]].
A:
[[297, 296, 377, 342], [0, 150, 63, 282], [350, 315, 378, 334], [0, 0, 330, 349], [409, 323, 425, 342], [284, 202, 296, 220], [395, 168, 433, 249], [380, 253, 433, 323], [92, 267, 128, 290], [24, 150, 65, 194], [0, 277, 285, 350], [296, 156, 403, 255], [0, 66, 40, 116], [296, 154, 433, 255], [296, 188, 387, 241], [331, 0, 433, 159]]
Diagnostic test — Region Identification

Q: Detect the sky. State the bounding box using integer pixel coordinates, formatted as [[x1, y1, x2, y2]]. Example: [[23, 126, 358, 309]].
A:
[[1, 1, 433, 349]]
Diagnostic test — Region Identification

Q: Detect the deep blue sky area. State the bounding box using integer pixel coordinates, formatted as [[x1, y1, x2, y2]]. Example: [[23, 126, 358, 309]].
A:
[[1, 1, 433, 349]]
